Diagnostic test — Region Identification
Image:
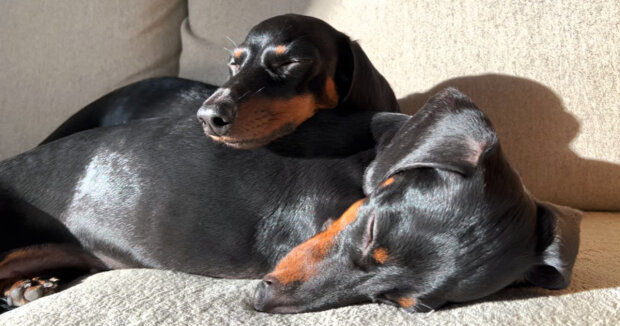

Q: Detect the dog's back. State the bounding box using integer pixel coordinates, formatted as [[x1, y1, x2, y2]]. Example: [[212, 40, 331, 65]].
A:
[[1, 110, 405, 278]]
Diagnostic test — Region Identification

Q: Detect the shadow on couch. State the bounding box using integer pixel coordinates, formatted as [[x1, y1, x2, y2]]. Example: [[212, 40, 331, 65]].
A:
[[441, 211, 620, 310], [398, 74, 620, 212], [398, 75, 620, 308]]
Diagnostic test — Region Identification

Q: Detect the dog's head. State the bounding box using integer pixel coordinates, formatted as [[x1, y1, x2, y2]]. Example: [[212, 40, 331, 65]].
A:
[[196, 14, 399, 149], [253, 88, 581, 313]]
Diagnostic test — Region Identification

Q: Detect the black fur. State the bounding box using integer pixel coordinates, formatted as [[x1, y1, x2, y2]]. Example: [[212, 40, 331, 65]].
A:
[[0, 109, 403, 277], [41, 77, 217, 145]]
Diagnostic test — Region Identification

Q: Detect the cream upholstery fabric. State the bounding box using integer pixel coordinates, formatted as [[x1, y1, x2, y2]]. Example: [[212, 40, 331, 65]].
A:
[[1, 212, 618, 325], [179, 0, 620, 211], [0, 1, 187, 160]]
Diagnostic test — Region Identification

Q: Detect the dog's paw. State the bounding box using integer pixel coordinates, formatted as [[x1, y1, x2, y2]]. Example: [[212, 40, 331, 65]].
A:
[[2, 277, 59, 308]]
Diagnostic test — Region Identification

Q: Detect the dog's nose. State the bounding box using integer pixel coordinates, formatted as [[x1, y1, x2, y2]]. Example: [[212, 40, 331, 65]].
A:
[[197, 103, 235, 137], [261, 275, 280, 289], [253, 275, 282, 312]]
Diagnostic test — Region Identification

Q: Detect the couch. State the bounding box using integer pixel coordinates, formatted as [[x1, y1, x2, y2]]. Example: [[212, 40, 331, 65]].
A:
[[1, 1, 618, 325]]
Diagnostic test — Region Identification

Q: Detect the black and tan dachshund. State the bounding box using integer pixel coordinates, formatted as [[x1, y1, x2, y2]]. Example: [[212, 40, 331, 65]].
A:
[[254, 88, 581, 313], [1, 86, 580, 313], [41, 13, 399, 147]]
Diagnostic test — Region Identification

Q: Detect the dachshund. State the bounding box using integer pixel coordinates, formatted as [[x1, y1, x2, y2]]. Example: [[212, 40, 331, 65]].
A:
[[254, 88, 582, 313], [0, 88, 580, 313], [40, 14, 399, 147]]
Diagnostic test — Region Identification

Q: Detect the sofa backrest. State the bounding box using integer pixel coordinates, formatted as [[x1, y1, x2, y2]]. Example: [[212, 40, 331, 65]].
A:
[[1, 1, 618, 211], [179, 0, 620, 211], [0, 0, 187, 159]]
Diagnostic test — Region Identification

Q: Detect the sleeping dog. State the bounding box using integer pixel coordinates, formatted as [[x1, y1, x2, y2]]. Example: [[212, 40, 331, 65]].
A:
[[0, 88, 580, 313], [254, 88, 582, 312]]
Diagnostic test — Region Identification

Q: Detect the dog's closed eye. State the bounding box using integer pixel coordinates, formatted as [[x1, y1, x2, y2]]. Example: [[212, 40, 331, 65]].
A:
[[362, 212, 378, 256]]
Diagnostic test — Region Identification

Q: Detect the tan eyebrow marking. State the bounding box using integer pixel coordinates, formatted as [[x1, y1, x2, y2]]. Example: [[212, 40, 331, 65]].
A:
[[275, 45, 287, 55], [372, 247, 390, 264], [380, 177, 395, 187], [233, 48, 245, 59]]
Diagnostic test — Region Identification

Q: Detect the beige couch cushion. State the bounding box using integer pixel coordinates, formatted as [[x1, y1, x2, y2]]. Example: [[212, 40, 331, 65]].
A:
[[0, 1, 187, 160], [1, 212, 618, 325], [179, 1, 620, 211]]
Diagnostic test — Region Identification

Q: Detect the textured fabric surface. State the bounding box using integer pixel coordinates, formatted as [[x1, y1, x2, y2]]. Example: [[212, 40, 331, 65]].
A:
[[1, 212, 618, 325], [0, 0, 187, 160], [180, 0, 620, 211]]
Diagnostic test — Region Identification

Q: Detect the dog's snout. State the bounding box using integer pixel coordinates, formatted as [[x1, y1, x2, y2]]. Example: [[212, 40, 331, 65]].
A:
[[261, 275, 280, 288], [197, 88, 236, 137], [253, 279, 270, 312], [254, 275, 283, 312], [197, 103, 235, 137]]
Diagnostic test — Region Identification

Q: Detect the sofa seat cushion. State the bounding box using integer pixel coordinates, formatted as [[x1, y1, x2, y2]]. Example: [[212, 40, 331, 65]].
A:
[[1, 212, 618, 325]]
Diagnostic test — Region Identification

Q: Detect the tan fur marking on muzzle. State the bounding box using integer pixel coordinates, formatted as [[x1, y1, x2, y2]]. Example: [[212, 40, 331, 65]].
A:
[[209, 94, 317, 147], [268, 199, 365, 285]]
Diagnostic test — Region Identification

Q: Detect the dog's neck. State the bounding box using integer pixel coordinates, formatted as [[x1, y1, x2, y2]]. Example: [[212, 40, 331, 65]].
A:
[[265, 110, 409, 159], [264, 110, 375, 158]]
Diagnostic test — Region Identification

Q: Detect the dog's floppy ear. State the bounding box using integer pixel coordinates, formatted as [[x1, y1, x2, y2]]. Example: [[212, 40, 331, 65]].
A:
[[335, 38, 400, 112], [365, 88, 497, 192], [525, 201, 582, 289]]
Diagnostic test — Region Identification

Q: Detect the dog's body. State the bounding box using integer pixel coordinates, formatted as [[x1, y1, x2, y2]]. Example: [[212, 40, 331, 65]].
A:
[[2, 109, 405, 277], [40, 78, 218, 145]]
